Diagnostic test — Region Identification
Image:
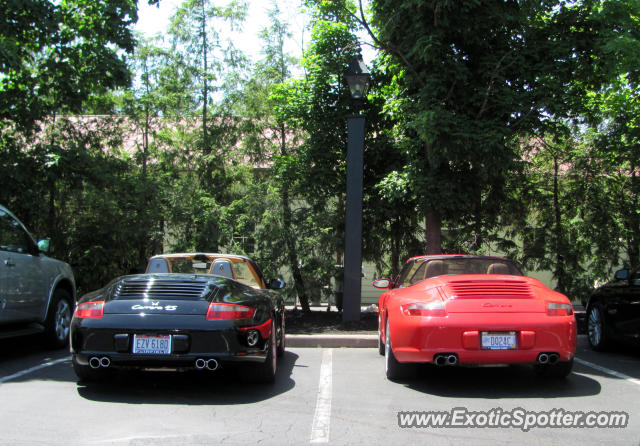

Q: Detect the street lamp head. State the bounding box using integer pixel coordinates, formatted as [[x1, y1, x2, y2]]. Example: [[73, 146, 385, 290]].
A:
[[344, 54, 371, 101]]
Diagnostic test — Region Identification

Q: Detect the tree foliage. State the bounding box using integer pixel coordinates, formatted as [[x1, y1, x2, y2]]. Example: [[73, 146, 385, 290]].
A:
[[366, 0, 640, 256], [0, 0, 152, 131], [2, 0, 640, 305]]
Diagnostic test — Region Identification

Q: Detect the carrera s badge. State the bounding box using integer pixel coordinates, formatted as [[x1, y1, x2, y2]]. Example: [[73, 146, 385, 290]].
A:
[[131, 302, 178, 311]]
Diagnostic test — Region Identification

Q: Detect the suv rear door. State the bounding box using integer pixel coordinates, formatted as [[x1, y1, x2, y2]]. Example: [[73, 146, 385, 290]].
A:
[[0, 208, 47, 324]]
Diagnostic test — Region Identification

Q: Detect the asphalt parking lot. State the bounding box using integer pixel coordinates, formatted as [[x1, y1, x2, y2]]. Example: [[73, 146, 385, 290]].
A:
[[0, 335, 638, 446]]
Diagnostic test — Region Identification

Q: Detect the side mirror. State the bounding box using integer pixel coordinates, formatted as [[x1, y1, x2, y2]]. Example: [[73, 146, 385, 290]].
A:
[[614, 269, 630, 281], [267, 278, 286, 290], [37, 238, 50, 254], [372, 278, 392, 290]]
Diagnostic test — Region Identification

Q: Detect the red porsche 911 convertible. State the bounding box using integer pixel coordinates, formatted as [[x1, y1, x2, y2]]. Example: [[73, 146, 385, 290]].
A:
[[374, 255, 576, 380]]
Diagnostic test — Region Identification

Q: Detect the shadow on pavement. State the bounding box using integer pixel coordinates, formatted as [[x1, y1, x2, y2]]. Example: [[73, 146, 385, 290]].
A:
[[0, 334, 74, 384], [76, 351, 298, 405], [0, 334, 56, 359], [396, 364, 601, 399], [575, 335, 640, 381]]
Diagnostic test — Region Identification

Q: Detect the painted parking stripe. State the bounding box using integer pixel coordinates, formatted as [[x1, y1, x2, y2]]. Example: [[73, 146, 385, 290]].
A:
[[0, 356, 70, 384], [575, 357, 640, 387], [310, 348, 333, 444]]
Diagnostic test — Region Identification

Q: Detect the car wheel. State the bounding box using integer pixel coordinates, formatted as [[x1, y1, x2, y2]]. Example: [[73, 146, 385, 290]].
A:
[[252, 319, 277, 383], [535, 358, 574, 379], [587, 305, 609, 351], [277, 313, 285, 358], [378, 314, 385, 356], [385, 319, 410, 380], [44, 289, 73, 349], [72, 356, 110, 383]]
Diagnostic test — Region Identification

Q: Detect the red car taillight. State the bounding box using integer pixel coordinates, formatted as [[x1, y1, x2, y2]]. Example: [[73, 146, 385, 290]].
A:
[[547, 302, 574, 316], [206, 302, 255, 320], [401, 301, 447, 317], [74, 301, 105, 319]]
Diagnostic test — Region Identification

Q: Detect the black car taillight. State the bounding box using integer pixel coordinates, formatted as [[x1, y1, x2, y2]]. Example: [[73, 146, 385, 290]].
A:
[[206, 302, 255, 320], [74, 301, 105, 319]]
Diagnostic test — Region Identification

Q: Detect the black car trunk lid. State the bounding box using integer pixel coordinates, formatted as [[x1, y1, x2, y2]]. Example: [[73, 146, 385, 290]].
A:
[[104, 276, 215, 315]]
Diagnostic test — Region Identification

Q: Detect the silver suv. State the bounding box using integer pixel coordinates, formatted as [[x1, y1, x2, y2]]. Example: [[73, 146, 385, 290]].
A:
[[0, 205, 76, 348]]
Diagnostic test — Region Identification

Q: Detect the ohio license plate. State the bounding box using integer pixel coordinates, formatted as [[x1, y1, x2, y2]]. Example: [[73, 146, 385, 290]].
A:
[[133, 335, 172, 354], [481, 331, 517, 350]]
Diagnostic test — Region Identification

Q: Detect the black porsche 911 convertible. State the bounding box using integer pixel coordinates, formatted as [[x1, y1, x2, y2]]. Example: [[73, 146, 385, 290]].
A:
[[70, 273, 285, 383]]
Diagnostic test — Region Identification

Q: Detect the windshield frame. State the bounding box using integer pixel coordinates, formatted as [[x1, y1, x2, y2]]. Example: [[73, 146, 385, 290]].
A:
[[395, 256, 523, 288]]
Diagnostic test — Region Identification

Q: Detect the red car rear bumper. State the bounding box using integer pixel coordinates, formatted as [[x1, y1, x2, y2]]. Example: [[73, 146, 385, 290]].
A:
[[391, 313, 576, 364]]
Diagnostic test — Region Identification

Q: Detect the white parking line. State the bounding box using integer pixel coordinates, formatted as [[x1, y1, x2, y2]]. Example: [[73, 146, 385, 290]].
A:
[[310, 348, 333, 444], [575, 357, 640, 387], [0, 356, 70, 384]]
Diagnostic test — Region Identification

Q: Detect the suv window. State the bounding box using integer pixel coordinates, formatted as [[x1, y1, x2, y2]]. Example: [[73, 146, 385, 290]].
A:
[[0, 210, 32, 254], [631, 269, 640, 286]]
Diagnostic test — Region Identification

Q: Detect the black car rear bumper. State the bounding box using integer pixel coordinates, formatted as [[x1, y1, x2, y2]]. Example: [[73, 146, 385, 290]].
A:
[[70, 314, 271, 370], [72, 348, 268, 371]]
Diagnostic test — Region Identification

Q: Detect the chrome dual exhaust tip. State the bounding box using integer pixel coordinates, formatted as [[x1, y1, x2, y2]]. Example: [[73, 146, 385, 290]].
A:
[[195, 358, 219, 371], [537, 353, 560, 365], [434, 353, 458, 366], [89, 356, 110, 369]]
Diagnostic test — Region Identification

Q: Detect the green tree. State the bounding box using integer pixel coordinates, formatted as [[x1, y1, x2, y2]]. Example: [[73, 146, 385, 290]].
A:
[[0, 0, 152, 131], [238, 4, 314, 309], [166, 0, 248, 252], [0, 115, 165, 293], [364, 0, 640, 255], [298, 0, 424, 283], [499, 127, 591, 298], [579, 76, 640, 270]]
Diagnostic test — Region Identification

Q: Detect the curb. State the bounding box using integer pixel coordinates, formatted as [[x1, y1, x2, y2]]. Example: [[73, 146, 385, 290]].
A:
[[287, 334, 377, 348]]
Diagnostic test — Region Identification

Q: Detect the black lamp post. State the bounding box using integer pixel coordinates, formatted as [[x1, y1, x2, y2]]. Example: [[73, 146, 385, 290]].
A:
[[342, 53, 370, 323]]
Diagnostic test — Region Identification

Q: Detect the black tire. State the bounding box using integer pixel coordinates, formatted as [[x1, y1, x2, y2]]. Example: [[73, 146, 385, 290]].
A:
[[277, 313, 285, 358], [44, 288, 73, 349], [377, 314, 385, 356], [385, 319, 411, 380], [252, 319, 277, 383], [535, 358, 574, 379], [72, 356, 110, 383], [587, 305, 609, 351]]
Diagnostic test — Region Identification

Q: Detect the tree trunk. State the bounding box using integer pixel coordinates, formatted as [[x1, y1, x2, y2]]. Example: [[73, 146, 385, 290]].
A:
[[553, 156, 566, 293], [425, 212, 442, 254], [628, 168, 640, 269], [278, 123, 309, 311], [47, 112, 57, 250], [390, 216, 400, 277], [282, 186, 309, 312], [424, 141, 443, 255], [139, 69, 151, 270], [201, 0, 209, 160]]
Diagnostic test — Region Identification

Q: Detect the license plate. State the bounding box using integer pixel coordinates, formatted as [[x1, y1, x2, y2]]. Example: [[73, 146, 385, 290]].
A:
[[481, 331, 517, 350], [133, 335, 172, 354]]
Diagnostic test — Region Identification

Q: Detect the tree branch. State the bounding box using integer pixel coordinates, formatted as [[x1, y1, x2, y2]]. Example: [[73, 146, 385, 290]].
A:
[[476, 51, 513, 120], [342, 0, 427, 89]]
